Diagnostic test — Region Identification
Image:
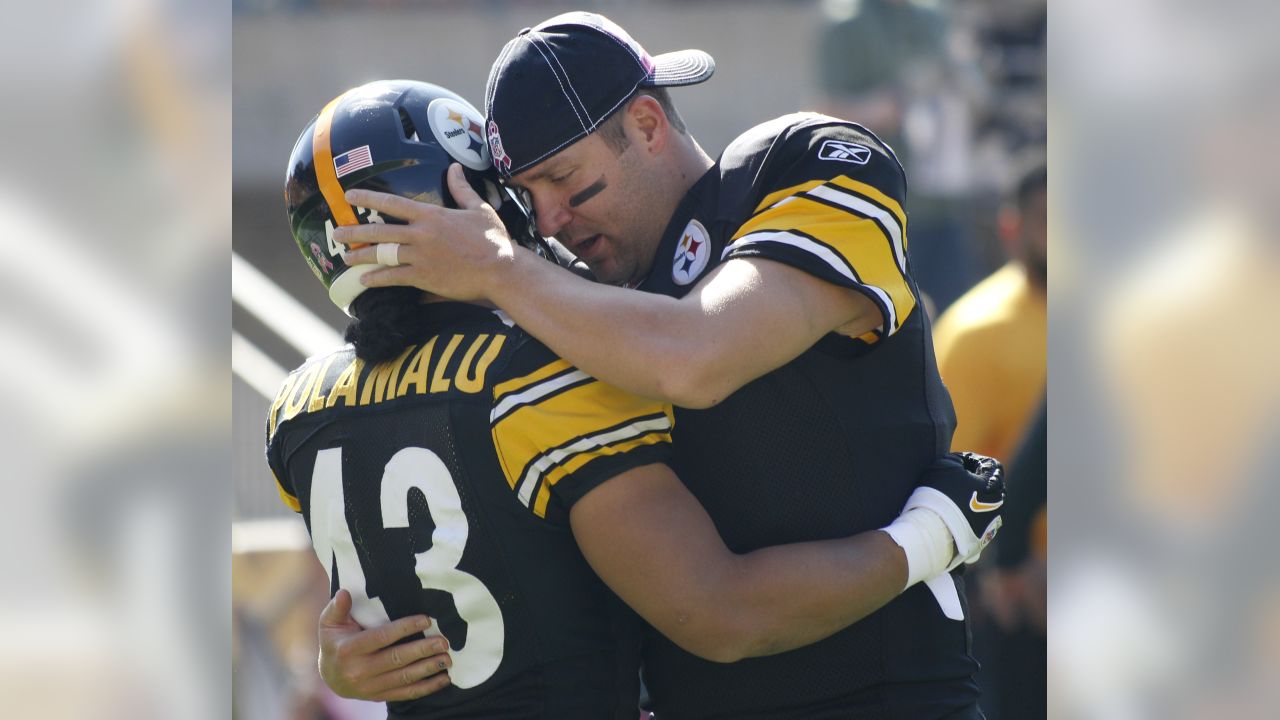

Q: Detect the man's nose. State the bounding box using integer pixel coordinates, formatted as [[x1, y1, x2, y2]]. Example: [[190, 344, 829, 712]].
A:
[[533, 193, 572, 238]]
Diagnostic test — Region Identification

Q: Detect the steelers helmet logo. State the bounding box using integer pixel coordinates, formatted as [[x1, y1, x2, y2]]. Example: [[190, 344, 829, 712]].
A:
[[427, 98, 490, 171], [672, 219, 711, 286]]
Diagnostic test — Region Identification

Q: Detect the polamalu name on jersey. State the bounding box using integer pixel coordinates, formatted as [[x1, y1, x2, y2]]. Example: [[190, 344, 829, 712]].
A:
[[636, 114, 977, 719], [265, 302, 673, 719]]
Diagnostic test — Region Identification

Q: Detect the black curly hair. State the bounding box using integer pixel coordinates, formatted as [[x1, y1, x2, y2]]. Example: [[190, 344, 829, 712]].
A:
[[343, 287, 438, 364]]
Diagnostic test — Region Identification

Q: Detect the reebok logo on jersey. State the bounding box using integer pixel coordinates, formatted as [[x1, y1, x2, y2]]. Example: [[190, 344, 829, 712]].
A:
[[817, 140, 871, 165], [969, 491, 1003, 513]]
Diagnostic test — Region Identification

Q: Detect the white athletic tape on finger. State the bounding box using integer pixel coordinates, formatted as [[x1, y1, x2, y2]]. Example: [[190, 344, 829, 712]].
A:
[[377, 242, 401, 267]]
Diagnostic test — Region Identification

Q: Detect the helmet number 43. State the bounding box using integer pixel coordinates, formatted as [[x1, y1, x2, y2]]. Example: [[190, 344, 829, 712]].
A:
[[324, 206, 385, 258]]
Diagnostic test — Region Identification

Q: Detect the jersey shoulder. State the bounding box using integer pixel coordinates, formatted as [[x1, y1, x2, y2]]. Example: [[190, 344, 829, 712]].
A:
[[716, 114, 918, 342], [265, 308, 526, 445], [265, 343, 357, 447], [263, 308, 531, 512], [719, 112, 906, 217], [488, 337, 674, 521]]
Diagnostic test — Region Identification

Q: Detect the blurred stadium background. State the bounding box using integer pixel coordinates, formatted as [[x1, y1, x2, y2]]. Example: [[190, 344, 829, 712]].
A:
[[7, 0, 1280, 718]]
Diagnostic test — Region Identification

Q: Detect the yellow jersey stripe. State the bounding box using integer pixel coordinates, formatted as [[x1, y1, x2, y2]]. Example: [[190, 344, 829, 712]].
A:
[[273, 471, 302, 513], [737, 181, 907, 276], [856, 328, 882, 344], [730, 197, 916, 332], [731, 228, 900, 333], [491, 368, 593, 425], [829, 175, 907, 233], [747, 175, 907, 254], [803, 184, 906, 274], [491, 376, 673, 501], [493, 358, 575, 401], [517, 414, 673, 513], [753, 178, 828, 214], [530, 430, 673, 517]]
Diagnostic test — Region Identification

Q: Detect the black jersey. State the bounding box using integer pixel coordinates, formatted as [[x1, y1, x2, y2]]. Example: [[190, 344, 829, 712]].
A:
[[638, 114, 974, 719], [265, 303, 673, 719]]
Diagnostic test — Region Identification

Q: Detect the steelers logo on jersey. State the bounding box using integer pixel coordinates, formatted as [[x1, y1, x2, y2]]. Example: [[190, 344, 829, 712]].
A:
[[427, 97, 491, 171], [672, 219, 711, 286]]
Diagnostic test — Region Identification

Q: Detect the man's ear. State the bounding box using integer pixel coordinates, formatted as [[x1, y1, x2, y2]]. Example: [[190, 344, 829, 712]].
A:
[[627, 94, 669, 154]]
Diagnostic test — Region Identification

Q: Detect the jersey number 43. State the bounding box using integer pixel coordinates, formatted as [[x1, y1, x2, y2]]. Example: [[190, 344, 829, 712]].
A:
[[309, 446, 505, 689]]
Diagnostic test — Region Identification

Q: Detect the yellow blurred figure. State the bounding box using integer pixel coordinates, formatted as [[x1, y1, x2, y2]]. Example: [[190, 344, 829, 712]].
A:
[[1101, 204, 1280, 526], [934, 156, 1047, 720], [934, 158, 1047, 461]]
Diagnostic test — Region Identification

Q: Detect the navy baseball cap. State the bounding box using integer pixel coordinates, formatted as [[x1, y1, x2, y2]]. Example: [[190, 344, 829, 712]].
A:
[[484, 12, 715, 177]]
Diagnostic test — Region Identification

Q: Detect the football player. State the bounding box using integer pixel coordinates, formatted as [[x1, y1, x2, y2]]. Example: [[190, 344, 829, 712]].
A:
[[272, 80, 1004, 718], [337, 13, 1000, 718]]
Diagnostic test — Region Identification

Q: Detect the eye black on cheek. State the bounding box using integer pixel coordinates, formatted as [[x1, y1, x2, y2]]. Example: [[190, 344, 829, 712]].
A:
[[568, 176, 607, 208]]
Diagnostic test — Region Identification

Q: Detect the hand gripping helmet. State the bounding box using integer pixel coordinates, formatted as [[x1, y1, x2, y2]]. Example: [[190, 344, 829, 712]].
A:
[[284, 80, 551, 314]]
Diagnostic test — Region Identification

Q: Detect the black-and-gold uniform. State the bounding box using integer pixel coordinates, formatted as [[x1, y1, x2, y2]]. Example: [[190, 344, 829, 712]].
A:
[[265, 303, 672, 719], [638, 114, 974, 719]]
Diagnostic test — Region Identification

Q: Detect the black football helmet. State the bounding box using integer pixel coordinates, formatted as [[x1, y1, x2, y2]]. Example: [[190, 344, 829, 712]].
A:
[[284, 79, 552, 314]]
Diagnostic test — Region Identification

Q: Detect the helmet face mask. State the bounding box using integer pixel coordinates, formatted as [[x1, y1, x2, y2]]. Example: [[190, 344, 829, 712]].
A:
[[284, 80, 548, 314]]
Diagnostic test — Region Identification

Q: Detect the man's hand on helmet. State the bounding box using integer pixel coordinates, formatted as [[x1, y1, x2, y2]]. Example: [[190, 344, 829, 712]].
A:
[[337, 163, 519, 302]]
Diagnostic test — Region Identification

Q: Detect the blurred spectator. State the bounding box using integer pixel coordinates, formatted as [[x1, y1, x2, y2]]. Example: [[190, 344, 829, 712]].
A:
[[981, 398, 1047, 720], [815, 0, 988, 310], [815, 0, 948, 160], [931, 155, 1045, 720], [1074, 90, 1280, 715], [0, 0, 230, 717], [965, 0, 1047, 159], [963, 0, 1046, 272], [933, 154, 1046, 461], [993, 399, 1047, 607], [1048, 4, 1280, 714]]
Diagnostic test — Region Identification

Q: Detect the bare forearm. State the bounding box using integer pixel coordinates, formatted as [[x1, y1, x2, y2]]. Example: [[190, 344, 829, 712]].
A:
[[489, 248, 701, 402], [719, 530, 906, 660], [573, 465, 911, 664], [336, 178, 874, 407], [490, 251, 875, 407]]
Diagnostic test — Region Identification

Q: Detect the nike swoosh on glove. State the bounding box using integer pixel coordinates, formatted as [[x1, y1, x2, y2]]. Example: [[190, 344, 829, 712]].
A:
[[904, 451, 1005, 572]]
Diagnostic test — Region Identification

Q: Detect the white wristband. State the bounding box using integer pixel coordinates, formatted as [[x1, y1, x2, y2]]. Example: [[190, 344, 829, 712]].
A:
[[881, 507, 956, 589]]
